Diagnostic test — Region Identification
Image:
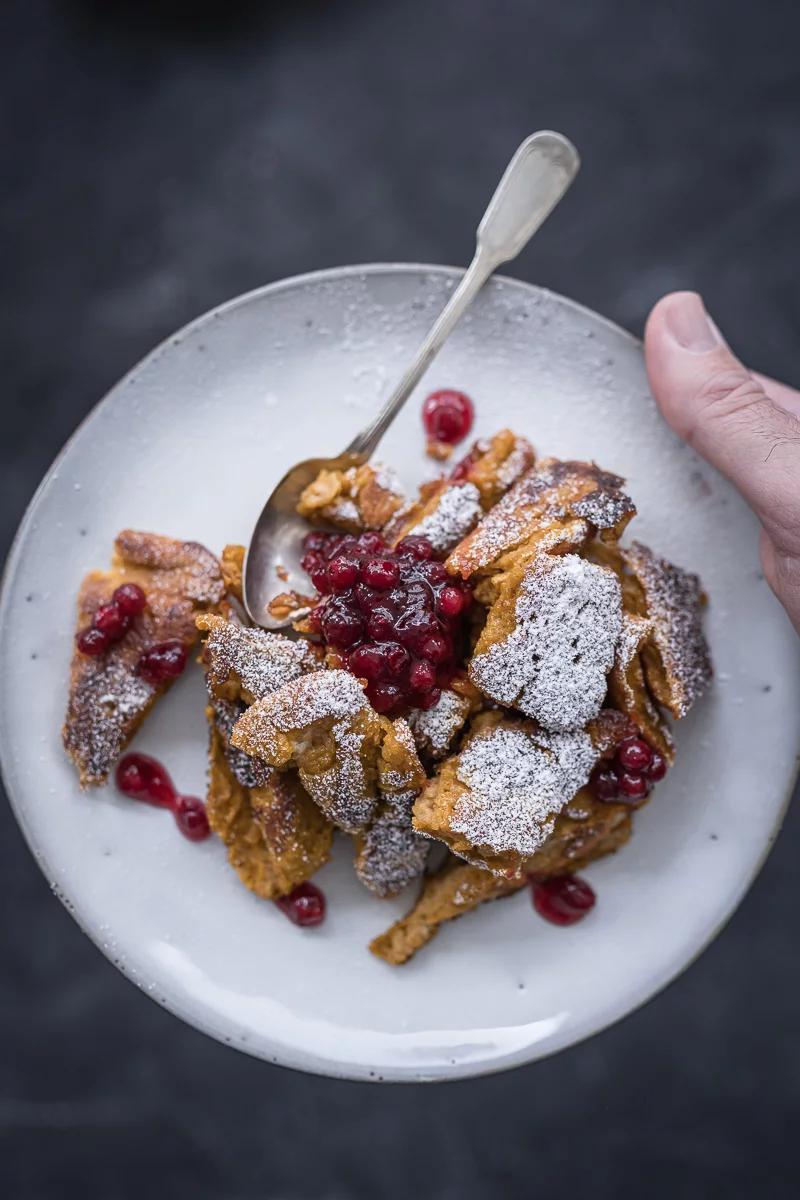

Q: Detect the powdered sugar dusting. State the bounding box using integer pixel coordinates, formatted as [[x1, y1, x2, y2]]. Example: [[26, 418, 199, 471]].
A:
[[200, 616, 319, 700], [624, 541, 711, 716], [470, 554, 622, 731], [496, 437, 533, 490], [355, 789, 429, 897], [327, 497, 360, 525], [573, 488, 635, 529], [413, 483, 482, 553], [451, 725, 597, 856], [370, 462, 404, 498], [63, 658, 155, 784], [448, 460, 634, 575], [234, 672, 368, 762], [209, 694, 270, 789], [408, 690, 471, 759]]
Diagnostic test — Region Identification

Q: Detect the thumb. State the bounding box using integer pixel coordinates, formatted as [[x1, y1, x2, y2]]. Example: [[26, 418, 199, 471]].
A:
[[644, 292, 800, 557]]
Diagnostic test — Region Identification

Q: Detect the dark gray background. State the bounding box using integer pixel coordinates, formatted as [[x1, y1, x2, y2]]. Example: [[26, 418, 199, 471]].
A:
[[2, 0, 799, 1196]]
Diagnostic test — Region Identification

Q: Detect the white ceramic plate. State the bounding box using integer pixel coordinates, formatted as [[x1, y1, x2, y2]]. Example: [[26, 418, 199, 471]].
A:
[[2, 265, 799, 1082]]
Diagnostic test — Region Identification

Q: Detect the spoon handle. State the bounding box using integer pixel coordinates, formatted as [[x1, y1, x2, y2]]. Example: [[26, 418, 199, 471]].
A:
[[346, 130, 580, 460]]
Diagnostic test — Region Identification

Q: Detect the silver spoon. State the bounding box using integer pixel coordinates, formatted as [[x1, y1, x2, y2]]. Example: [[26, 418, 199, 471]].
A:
[[244, 130, 580, 628]]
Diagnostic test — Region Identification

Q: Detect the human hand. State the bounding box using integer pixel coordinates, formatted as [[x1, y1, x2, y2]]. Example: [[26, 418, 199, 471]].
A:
[[644, 291, 800, 636]]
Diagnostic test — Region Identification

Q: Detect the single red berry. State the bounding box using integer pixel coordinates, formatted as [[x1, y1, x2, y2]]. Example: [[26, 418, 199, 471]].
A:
[[532, 875, 596, 926], [301, 551, 324, 575], [367, 610, 395, 641], [617, 737, 653, 772], [356, 532, 386, 555], [646, 752, 667, 782], [309, 564, 331, 595], [93, 602, 128, 639], [321, 607, 363, 650], [420, 561, 448, 585], [76, 625, 110, 656], [383, 642, 409, 675], [305, 604, 326, 633], [420, 634, 449, 664], [112, 583, 147, 618], [276, 882, 326, 927], [173, 795, 211, 841], [136, 639, 188, 686], [437, 586, 464, 618], [590, 767, 619, 803], [409, 660, 437, 692], [328, 556, 360, 590], [422, 389, 475, 444], [362, 559, 400, 589], [418, 687, 442, 711], [368, 683, 402, 713], [617, 771, 649, 802], [115, 753, 175, 807], [396, 536, 433, 561], [394, 608, 439, 651], [348, 644, 386, 681]]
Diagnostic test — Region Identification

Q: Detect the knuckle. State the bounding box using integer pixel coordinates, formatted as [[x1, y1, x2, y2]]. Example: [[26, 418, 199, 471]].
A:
[[695, 368, 766, 423]]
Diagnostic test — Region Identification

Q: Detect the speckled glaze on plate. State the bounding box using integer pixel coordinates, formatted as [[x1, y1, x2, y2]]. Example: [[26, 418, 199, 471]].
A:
[[1, 265, 798, 1082]]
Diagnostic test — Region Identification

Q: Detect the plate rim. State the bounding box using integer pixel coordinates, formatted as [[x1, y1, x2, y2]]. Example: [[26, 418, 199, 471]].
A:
[[1, 262, 798, 1082]]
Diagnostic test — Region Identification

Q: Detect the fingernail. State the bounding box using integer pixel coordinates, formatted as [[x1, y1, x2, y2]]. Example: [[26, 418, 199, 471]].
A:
[[664, 293, 723, 354]]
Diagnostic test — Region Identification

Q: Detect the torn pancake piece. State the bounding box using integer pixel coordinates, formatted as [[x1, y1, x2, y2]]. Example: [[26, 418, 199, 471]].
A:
[[387, 480, 484, 556], [452, 429, 536, 510], [469, 551, 622, 731], [371, 792, 632, 965], [206, 725, 332, 899], [63, 530, 225, 788], [413, 710, 632, 877], [353, 717, 429, 897], [230, 670, 386, 833], [446, 458, 636, 580], [197, 612, 321, 703], [297, 462, 405, 533], [621, 541, 712, 719]]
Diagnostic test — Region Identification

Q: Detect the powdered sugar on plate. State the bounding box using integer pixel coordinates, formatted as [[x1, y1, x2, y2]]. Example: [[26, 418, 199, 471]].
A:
[[470, 554, 622, 731], [451, 724, 597, 856]]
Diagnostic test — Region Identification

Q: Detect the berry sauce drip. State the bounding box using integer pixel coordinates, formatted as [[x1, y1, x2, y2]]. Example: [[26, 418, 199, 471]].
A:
[[115, 753, 211, 842], [300, 531, 472, 716], [76, 583, 147, 656], [276, 881, 327, 927], [531, 874, 596, 926], [589, 734, 666, 807], [422, 390, 474, 446]]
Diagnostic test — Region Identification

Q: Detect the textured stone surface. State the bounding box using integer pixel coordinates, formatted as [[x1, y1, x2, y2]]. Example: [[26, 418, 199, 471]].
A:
[[2, 0, 800, 1196]]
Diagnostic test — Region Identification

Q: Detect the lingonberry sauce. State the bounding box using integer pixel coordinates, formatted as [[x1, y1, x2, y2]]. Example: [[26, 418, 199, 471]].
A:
[[301, 531, 471, 716], [115, 753, 210, 842]]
